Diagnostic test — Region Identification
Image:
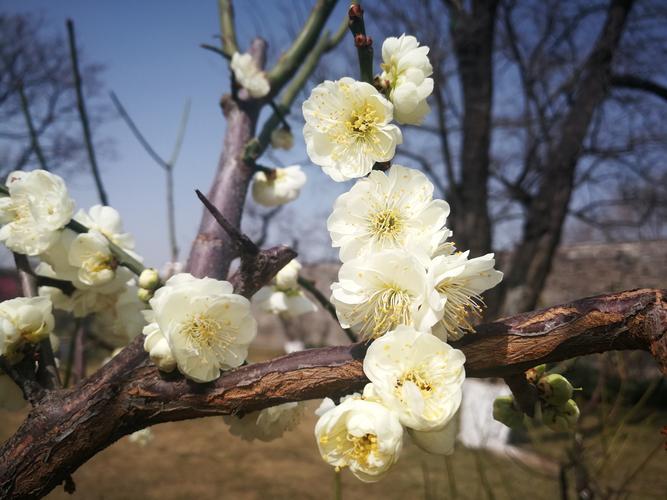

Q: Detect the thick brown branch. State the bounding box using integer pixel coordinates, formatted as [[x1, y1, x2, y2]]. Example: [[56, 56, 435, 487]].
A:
[[0, 289, 664, 498]]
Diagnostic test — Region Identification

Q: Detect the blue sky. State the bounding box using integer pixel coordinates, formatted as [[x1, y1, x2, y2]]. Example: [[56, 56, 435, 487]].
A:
[[2, 0, 353, 267]]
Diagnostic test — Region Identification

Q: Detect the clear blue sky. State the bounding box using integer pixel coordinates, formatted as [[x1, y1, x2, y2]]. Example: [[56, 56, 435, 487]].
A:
[[2, 0, 353, 267]]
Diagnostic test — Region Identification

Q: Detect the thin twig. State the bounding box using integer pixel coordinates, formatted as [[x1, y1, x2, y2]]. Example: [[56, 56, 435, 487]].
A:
[[265, 0, 338, 94], [200, 43, 231, 60], [66, 19, 108, 205], [16, 81, 49, 171], [298, 275, 357, 343], [348, 2, 374, 84], [111, 92, 190, 262], [195, 189, 259, 255], [268, 100, 291, 131], [109, 91, 169, 170], [218, 0, 239, 58]]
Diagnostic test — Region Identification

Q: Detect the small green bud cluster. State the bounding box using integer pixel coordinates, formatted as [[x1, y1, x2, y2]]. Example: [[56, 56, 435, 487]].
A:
[[537, 372, 580, 432], [493, 365, 580, 433], [492, 395, 527, 429], [137, 268, 160, 302]]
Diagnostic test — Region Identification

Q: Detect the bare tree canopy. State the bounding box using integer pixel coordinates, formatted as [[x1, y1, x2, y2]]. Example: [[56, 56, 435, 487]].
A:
[[0, 13, 107, 178], [368, 0, 667, 315]]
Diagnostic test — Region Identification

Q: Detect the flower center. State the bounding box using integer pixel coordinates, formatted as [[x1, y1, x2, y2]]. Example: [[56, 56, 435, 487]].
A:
[[345, 104, 378, 138], [345, 433, 378, 466], [396, 368, 433, 395], [369, 209, 403, 242], [82, 253, 116, 274], [181, 313, 238, 356], [352, 285, 412, 339]]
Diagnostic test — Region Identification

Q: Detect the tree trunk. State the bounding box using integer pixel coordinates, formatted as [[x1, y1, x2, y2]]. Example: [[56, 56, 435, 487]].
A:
[[186, 38, 266, 279], [496, 0, 635, 316], [448, 0, 498, 257]]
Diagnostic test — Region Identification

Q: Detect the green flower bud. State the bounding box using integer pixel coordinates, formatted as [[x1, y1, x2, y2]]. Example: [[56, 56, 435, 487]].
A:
[[538, 374, 573, 407], [493, 396, 526, 429], [526, 364, 547, 384], [543, 399, 580, 432], [137, 287, 153, 303], [138, 268, 160, 290]]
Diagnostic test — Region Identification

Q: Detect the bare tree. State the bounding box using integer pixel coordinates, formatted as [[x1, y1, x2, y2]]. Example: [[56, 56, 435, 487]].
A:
[[0, 14, 108, 178]]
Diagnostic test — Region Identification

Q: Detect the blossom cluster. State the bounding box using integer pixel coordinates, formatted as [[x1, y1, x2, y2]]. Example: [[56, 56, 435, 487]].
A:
[[0, 170, 145, 347], [300, 34, 504, 481]]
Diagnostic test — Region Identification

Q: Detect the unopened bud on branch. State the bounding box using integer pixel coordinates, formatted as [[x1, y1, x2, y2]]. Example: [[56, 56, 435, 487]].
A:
[[348, 3, 363, 20], [526, 364, 546, 384], [538, 373, 573, 407], [137, 287, 153, 303], [138, 268, 160, 290], [493, 395, 526, 429], [543, 399, 580, 432]]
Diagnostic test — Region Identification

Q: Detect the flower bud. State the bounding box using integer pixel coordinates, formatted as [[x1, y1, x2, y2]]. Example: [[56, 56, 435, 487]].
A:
[[138, 268, 160, 290], [538, 374, 573, 407], [137, 287, 153, 303], [493, 396, 525, 429], [526, 364, 546, 384], [543, 399, 580, 432], [270, 127, 294, 151]]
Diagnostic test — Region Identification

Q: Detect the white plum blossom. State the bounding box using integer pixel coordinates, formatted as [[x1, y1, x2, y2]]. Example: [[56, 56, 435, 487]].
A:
[[0, 296, 54, 361], [252, 259, 316, 319], [251, 166, 306, 207], [0, 170, 74, 255], [380, 34, 434, 125], [0, 372, 26, 411], [224, 401, 305, 442], [330, 250, 432, 340], [424, 252, 503, 341], [252, 286, 316, 318], [91, 284, 146, 347], [327, 165, 449, 264], [230, 52, 270, 98], [37, 227, 133, 308], [142, 273, 256, 382], [68, 232, 117, 287], [275, 259, 301, 289], [74, 205, 135, 250], [302, 77, 402, 182], [315, 396, 403, 482], [363, 325, 465, 454], [127, 428, 154, 446]]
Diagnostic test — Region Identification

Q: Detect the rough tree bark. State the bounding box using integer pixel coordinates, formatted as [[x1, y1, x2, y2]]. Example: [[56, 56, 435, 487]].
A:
[[445, 0, 498, 257], [186, 38, 267, 278], [0, 288, 664, 499]]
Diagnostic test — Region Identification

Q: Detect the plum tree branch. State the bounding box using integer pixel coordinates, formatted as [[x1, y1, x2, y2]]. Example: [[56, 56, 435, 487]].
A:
[[0, 288, 664, 499]]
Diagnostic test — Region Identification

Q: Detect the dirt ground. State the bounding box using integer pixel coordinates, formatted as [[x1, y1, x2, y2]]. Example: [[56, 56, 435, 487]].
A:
[[2, 400, 665, 500]]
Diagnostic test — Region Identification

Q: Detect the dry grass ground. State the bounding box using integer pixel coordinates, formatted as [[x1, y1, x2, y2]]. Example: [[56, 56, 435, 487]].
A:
[[2, 403, 664, 499], [1, 349, 665, 499]]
